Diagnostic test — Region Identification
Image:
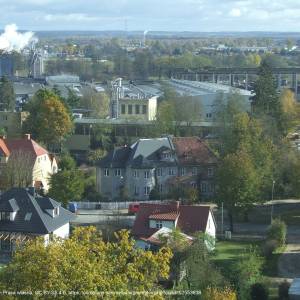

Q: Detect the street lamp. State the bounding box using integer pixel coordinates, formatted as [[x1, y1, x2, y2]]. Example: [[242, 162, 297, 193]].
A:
[[270, 180, 276, 224]]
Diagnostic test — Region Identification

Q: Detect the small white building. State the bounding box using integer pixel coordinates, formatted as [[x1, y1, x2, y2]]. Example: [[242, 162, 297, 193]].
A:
[[132, 202, 216, 250], [0, 188, 75, 253]]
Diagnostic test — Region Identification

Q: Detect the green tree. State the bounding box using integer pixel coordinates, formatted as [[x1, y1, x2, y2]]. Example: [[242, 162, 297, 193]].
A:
[[0, 76, 15, 111], [155, 101, 175, 136], [24, 89, 73, 146], [0, 227, 172, 300], [251, 60, 280, 121], [233, 248, 264, 300], [216, 149, 260, 231], [48, 169, 85, 206], [59, 152, 76, 171]]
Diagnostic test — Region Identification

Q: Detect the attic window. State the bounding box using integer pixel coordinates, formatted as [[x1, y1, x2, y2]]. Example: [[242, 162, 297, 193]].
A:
[[54, 207, 59, 217], [24, 213, 32, 221]]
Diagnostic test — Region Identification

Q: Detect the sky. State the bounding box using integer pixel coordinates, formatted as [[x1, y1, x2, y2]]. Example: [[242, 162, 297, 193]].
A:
[[1, 0, 300, 32]]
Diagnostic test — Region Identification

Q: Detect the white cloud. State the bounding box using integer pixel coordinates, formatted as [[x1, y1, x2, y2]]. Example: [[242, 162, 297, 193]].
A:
[[44, 13, 98, 22], [229, 8, 242, 17]]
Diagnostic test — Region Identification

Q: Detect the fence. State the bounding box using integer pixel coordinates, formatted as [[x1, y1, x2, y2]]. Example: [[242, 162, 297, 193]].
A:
[[71, 200, 164, 210]]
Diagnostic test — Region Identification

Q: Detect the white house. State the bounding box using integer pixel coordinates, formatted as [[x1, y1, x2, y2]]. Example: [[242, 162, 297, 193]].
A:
[[0, 187, 75, 253], [132, 201, 216, 250]]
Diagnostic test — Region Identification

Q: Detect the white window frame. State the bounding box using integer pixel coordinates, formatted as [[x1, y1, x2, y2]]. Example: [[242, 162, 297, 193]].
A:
[[157, 168, 163, 177], [144, 171, 150, 179], [168, 168, 175, 176], [156, 220, 163, 229], [115, 169, 121, 177], [104, 169, 110, 177], [208, 167, 214, 177], [180, 167, 186, 176], [144, 186, 150, 195]]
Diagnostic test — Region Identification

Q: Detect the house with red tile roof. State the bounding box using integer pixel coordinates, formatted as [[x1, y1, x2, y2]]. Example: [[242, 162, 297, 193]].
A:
[[96, 136, 218, 201], [0, 134, 57, 192], [132, 202, 216, 250]]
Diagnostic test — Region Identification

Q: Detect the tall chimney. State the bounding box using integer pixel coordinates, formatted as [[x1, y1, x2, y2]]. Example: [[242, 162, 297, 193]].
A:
[[24, 134, 31, 140]]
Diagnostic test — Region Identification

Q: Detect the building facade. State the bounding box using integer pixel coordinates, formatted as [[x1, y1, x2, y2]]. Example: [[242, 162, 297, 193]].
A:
[[96, 136, 218, 201], [0, 135, 57, 192]]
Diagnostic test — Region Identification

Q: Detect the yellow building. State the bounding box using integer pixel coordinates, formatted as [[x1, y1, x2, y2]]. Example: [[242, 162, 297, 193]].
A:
[[118, 96, 158, 121]]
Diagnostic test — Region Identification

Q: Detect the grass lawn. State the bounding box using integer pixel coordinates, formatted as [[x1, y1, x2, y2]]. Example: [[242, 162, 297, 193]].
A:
[[212, 240, 282, 300]]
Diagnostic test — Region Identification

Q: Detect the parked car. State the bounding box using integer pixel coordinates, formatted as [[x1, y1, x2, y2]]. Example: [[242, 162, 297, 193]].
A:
[[128, 203, 140, 215]]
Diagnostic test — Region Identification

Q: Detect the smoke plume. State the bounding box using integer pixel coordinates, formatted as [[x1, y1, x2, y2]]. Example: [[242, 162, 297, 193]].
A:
[[0, 24, 36, 52]]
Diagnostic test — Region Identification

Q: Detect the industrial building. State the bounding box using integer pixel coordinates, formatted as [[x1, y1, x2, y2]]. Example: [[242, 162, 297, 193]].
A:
[[168, 79, 251, 121]]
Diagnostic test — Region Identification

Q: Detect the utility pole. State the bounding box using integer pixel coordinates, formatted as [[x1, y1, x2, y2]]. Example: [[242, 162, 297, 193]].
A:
[[221, 202, 224, 236], [270, 180, 275, 224]]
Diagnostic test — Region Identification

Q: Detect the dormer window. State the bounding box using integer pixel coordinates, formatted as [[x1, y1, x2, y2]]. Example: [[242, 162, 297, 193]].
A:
[[54, 207, 59, 217], [156, 220, 163, 229]]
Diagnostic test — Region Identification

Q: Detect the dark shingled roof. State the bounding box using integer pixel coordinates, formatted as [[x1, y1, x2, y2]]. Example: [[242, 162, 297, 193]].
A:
[[132, 202, 214, 239], [97, 147, 132, 168], [97, 137, 217, 170], [0, 188, 75, 234]]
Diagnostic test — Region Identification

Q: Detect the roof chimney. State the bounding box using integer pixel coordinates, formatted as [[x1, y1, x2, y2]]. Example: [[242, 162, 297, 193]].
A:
[[170, 200, 180, 212], [0, 135, 6, 139], [28, 187, 35, 197], [24, 134, 31, 140]]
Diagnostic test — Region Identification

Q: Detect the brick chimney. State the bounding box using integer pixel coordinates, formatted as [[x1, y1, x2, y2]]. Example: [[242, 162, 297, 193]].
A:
[[170, 200, 180, 212], [24, 134, 31, 140]]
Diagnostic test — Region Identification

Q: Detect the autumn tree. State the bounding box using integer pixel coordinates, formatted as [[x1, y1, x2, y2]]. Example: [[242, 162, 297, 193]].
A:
[[0, 150, 34, 190], [278, 89, 300, 135], [0, 227, 172, 299], [202, 287, 237, 300], [23, 89, 73, 146], [0, 76, 15, 111]]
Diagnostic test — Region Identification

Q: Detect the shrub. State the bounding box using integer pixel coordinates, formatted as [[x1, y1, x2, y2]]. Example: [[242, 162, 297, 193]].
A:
[[262, 239, 279, 258], [202, 287, 237, 300], [278, 280, 290, 300], [266, 219, 287, 248], [250, 283, 269, 300]]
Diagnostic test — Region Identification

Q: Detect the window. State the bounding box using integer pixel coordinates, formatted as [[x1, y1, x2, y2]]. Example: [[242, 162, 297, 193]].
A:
[[128, 105, 133, 114], [115, 169, 121, 177], [142, 105, 147, 114], [162, 152, 172, 159], [3, 115, 7, 121], [180, 168, 186, 176], [206, 113, 212, 119], [133, 170, 139, 178], [208, 183, 215, 193], [44, 155, 46, 161], [135, 105, 140, 114], [159, 184, 163, 193], [208, 167, 214, 177], [157, 168, 163, 177], [191, 182, 197, 189], [134, 186, 139, 196], [121, 104, 126, 114], [54, 207, 59, 216], [144, 186, 150, 195], [192, 167, 197, 175], [0, 212, 10, 221], [104, 169, 110, 177], [201, 183, 207, 193], [24, 212, 32, 221], [144, 171, 150, 179], [156, 220, 163, 229], [168, 168, 175, 176]]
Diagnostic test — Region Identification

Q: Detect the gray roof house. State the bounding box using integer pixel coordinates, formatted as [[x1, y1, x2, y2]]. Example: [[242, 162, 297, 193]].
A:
[[96, 136, 218, 201], [0, 188, 75, 253]]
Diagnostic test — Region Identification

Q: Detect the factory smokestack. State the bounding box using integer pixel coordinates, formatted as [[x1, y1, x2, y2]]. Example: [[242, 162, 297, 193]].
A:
[[0, 24, 36, 53]]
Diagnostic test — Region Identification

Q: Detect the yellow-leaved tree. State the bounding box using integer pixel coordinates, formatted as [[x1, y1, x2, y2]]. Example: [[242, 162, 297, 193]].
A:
[[0, 227, 172, 299], [24, 89, 73, 146], [202, 287, 237, 300]]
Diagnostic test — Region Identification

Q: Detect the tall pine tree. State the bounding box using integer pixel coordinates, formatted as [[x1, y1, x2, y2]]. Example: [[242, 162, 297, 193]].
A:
[[251, 60, 280, 117]]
